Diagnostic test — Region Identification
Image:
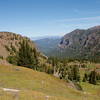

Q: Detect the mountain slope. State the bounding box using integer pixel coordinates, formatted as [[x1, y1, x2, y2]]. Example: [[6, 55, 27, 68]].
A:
[[0, 65, 100, 100], [0, 32, 36, 58], [0, 32, 47, 65], [50, 26, 100, 61], [35, 36, 61, 55]]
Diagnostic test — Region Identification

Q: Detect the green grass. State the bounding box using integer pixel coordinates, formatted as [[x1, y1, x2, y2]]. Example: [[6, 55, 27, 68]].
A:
[[0, 65, 100, 100], [81, 82, 100, 94]]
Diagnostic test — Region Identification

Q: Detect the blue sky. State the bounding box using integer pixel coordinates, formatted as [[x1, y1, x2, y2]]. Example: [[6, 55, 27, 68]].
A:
[[0, 0, 100, 37]]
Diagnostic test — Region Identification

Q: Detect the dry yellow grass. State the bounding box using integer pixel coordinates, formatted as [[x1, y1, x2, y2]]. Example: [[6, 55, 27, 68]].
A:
[[0, 65, 100, 100]]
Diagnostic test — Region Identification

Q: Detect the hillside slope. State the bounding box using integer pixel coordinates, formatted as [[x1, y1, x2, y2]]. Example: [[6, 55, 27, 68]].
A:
[[0, 32, 47, 65], [0, 32, 36, 58], [0, 65, 100, 100], [35, 37, 60, 55], [49, 26, 100, 61]]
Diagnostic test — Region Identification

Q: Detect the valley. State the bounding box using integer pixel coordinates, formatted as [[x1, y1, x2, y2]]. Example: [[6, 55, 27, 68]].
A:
[[0, 0, 100, 99], [0, 26, 100, 100]]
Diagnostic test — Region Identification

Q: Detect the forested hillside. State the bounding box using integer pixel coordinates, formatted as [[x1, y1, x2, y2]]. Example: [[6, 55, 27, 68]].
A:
[[35, 36, 61, 55], [48, 26, 100, 62]]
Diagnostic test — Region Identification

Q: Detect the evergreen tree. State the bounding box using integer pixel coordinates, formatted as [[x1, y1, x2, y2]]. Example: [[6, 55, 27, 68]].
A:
[[73, 65, 80, 82], [32, 48, 39, 70], [96, 73, 100, 81], [68, 65, 80, 82], [89, 70, 97, 85], [68, 66, 73, 81], [17, 40, 37, 69], [83, 73, 88, 82]]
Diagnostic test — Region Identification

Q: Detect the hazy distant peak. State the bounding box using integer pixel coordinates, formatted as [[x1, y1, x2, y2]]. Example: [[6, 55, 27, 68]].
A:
[[88, 25, 100, 30], [31, 36, 61, 41]]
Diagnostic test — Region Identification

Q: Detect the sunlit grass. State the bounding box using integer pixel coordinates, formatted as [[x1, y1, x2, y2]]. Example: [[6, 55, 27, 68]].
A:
[[0, 65, 100, 100]]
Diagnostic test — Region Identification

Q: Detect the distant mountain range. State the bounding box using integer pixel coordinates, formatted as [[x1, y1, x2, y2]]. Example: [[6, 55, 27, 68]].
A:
[[34, 36, 61, 55], [31, 36, 61, 40], [35, 25, 100, 62]]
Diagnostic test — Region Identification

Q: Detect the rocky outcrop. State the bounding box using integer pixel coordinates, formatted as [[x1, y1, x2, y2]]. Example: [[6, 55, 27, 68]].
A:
[[56, 26, 100, 61]]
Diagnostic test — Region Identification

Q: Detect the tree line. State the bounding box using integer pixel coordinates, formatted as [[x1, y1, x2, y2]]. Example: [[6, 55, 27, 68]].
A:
[[7, 39, 100, 86]]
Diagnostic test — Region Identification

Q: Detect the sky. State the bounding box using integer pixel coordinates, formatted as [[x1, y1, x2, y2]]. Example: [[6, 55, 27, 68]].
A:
[[0, 0, 100, 37]]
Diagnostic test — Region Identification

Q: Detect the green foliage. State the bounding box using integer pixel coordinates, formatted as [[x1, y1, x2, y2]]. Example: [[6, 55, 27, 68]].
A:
[[39, 64, 54, 74], [7, 39, 54, 75], [96, 73, 100, 81], [68, 65, 80, 82], [83, 70, 100, 85], [60, 68, 68, 80], [10, 44, 16, 53], [14, 35, 18, 40], [73, 82, 83, 91], [0, 56, 3, 59], [7, 56, 17, 65], [17, 40, 38, 69], [32, 48, 39, 69], [89, 70, 97, 85], [5, 45, 11, 51], [48, 57, 81, 82], [83, 73, 88, 82]]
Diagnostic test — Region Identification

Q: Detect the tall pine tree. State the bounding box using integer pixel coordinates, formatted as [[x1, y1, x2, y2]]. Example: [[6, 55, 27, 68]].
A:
[[17, 39, 37, 69], [89, 70, 97, 85], [68, 65, 80, 82]]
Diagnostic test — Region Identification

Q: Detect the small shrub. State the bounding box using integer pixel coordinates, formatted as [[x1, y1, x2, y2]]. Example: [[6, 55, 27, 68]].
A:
[[11, 44, 16, 53], [83, 73, 89, 82], [0, 56, 3, 59], [73, 82, 83, 91], [89, 70, 97, 85], [5, 45, 11, 51], [7, 56, 17, 65]]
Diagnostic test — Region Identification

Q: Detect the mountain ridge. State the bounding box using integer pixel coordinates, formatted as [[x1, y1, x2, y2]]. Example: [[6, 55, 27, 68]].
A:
[[42, 25, 100, 62], [35, 36, 61, 55], [0, 31, 47, 65], [58, 25, 100, 61]]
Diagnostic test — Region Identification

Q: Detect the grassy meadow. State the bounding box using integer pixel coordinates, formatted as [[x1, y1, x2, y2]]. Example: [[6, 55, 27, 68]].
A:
[[0, 65, 100, 100]]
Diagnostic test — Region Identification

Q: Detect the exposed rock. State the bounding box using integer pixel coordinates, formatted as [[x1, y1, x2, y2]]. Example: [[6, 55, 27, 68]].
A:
[[57, 25, 100, 61]]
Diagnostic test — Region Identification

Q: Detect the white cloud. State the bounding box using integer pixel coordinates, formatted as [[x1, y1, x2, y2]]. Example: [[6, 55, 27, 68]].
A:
[[56, 16, 100, 22]]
